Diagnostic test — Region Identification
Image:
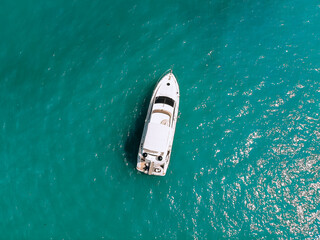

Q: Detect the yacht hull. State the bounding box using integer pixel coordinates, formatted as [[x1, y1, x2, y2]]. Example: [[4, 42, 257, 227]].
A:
[[136, 71, 180, 176]]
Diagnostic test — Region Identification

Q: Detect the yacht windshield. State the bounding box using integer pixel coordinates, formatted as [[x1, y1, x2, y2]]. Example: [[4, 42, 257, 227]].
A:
[[155, 96, 175, 107]]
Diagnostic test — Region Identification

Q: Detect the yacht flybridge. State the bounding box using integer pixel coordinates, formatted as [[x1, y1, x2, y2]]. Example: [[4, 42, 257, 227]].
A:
[[136, 71, 180, 176]]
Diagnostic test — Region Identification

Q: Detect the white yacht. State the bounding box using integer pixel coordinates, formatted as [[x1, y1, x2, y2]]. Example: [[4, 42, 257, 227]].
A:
[[136, 71, 180, 176]]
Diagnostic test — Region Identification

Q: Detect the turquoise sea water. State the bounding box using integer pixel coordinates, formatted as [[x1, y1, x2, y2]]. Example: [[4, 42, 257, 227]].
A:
[[1, 0, 320, 239]]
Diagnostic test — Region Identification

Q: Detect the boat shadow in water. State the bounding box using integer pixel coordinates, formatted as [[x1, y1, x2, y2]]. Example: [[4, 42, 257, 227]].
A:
[[124, 86, 153, 168]]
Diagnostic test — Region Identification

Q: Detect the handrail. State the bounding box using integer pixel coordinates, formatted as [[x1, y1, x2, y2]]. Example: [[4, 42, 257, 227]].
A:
[[157, 69, 172, 81]]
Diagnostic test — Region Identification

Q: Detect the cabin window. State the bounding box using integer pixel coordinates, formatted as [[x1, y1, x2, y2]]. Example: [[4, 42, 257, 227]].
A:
[[155, 96, 175, 107]]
